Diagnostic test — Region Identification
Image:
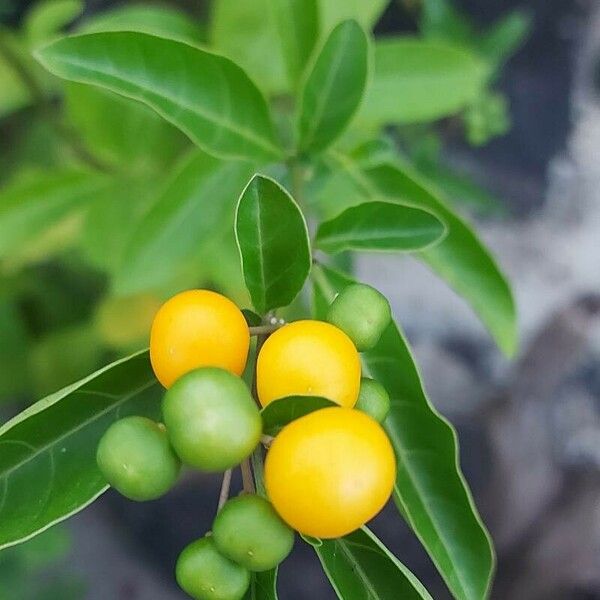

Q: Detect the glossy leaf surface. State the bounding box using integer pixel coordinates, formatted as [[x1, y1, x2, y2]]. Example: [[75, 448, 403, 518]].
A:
[[235, 175, 311, 313], [364, 162, 517, 356], [0, 351, 161, 550], [315, 200, 446, 254], [314, 527, 433, 600], [261, 395, 336, 436], [36, 32, 281, 162], [313, 265, 495, 600], [297, 20, 368, 153]]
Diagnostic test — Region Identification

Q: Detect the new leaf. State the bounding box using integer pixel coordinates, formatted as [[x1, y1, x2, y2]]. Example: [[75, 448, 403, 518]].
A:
[[297, 20, 369, 153], [235, 175, 311, 314], [315, 200, 447, 254]]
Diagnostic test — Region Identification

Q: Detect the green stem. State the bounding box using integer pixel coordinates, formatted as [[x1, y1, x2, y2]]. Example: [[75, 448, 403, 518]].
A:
[[247, 330, 271, 496], [249, 324, 283, 336], [251, 447, 266, 496], [240, 458, 255, 494], [217, 468, 232, 511], [0, 33, 112, 173]]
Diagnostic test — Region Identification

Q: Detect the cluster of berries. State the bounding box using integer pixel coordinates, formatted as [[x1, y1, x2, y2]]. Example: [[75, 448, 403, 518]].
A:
[[96, 284, 396, 600]]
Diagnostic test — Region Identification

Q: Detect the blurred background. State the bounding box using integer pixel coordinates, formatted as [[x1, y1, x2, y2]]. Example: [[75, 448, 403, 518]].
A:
[[0, 0, 598, 598]]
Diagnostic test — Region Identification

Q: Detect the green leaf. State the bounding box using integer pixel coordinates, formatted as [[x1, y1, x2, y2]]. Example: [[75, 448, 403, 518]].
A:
[[317, 0, 388, 33], [65, 83, 187, 173], [314, 526, 433, 599], [0, 31, 35, 118], [315, 201, 446, 254], [0, 169, 107, 260], [416, 162, 504, 217], [325, 154, 517, 356], [211, 0, 317, 95], [243, 569, 278, 600], [364, 162, 517, 356], [420, 0, 474, 46], [79, 3, 204, 44], [35, 32, 281, 162], [235, 174, 311, 314], [270, 0, 319, 87], [80, 177, 154, 275], [0, 294, 31, 399], [0, 350, 161, 550], [312, 265, 495, 600], [297, 20, 369, 153], [359, 38, 486, 125], [477, 10, 531, 71], [242, 309, 263, 328], [211, 0, 288, 95], [115, 150, 253, 295], [25, 0, 83, 46], [261, 396, 336, 436]]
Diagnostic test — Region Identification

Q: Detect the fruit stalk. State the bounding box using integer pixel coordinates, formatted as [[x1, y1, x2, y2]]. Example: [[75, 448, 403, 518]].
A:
[[248, 324, 282, 335], [247, 330, 270, 495], [217, 469, 233, 511]]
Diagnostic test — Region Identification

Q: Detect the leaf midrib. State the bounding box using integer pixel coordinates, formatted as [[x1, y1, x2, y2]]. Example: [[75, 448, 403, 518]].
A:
[[388, 413, 475, 600], [335, 538, 380, 599], [252, 188, 268, 312], [319, 227, 440, 246]]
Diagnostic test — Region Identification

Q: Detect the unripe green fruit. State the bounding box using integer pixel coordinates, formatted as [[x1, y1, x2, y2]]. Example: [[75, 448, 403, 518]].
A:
[[162, 367, 262, 472], [96, 416, 180, 501], [326, 284, 391, 351], [355, 378, 390, 423], [176, 536, 250, 600], [213, 494, 294, 571]]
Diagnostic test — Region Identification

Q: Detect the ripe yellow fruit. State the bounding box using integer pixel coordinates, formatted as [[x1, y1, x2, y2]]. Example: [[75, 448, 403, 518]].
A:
[[264, 407, 396, 538], [256, 320, 361, 408], [150, 290, 249, 388]]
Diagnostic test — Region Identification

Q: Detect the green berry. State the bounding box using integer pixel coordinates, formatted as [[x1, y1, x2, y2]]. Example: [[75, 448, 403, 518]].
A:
[[176, 536, 250, 600], [356, 378, 390, 423], [213, 495, 294, 571], [162, 367, 262, 472], [327, 283, 391, 351], [96, 416, 180, 501]]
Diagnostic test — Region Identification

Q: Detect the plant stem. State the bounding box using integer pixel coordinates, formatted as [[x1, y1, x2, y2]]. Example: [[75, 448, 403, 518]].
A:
[[251, 447, 266, 496], [260, 434, 274, 447], [0, 33, 112, 173], [246, 330, 272, 496], [217, 469, 232, 511], [249, 323, 284, 336], [240, 458, 255, 494]]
